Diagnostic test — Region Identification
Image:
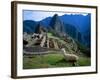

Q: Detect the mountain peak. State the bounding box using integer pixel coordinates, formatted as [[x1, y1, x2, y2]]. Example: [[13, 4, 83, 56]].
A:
[[35, 23, 47, 34], [49, 14, 65, 37], [50, 14, 61, 28], [53, 14, 59, 17]]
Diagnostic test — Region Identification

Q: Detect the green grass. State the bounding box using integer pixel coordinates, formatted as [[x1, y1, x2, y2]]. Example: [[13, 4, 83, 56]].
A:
[[43, 54, 64, 65], [23, 53, 91, 69], [77, 57, 91, 66], [47, 32, 53, 36]]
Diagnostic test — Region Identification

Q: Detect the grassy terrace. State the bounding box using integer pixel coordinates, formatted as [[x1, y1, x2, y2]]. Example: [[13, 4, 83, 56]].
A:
[[23, 53, 91, 69], [23, 32, 91, 69]]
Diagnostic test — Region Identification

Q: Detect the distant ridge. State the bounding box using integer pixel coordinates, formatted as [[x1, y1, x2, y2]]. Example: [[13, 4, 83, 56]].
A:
[[23, 13, 91, 48]]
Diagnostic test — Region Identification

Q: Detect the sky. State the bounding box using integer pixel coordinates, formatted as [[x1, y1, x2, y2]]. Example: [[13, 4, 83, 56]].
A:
[[23, 10, 89, 21]]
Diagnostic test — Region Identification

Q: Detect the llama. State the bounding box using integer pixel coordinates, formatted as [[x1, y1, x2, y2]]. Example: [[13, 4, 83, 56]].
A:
[[61, 48, 79, 66]]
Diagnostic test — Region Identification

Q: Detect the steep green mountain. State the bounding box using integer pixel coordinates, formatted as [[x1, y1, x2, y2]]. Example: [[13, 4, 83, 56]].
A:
[[23, 14, 90, 48], [23, 20, 37, 33]]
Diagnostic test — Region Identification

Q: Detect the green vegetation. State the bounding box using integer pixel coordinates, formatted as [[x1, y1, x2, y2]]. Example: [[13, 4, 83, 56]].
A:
[[23, 53, 91, 69], [76, 41, 90, 57], [48, 33, 68, 46], [47, 32, 53, 36], [77, 57, 91, 66], [23, 32, 91, 69]]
